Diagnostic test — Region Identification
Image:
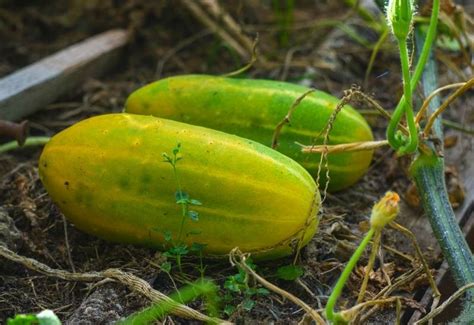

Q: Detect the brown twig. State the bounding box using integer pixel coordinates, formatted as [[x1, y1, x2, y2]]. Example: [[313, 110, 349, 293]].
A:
[[271, 89, 316, 149], [358, 267, 424, 323], [423, 78, 474, 138], [222, 34, 259, 77], [311, 93, 351, 202], [414, 283, 474, 325], [357, 230, 382, 303], [300, 140, 389, 154], [196, 0, 254, 53], [415, 82, 467, 123], [390, 222, 441, 299], [180, 0, 249, 60]]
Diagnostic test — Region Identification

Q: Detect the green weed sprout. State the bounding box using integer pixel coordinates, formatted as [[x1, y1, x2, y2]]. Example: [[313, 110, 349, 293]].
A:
[[162, 143, 203, 273], [223, 258, 270, 315], [325, 192, 400, 324]]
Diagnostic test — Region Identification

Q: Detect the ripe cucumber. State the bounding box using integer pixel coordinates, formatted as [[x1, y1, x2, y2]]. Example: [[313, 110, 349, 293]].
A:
[[125, 75, 374, 191], [39, 113, 319, 259]]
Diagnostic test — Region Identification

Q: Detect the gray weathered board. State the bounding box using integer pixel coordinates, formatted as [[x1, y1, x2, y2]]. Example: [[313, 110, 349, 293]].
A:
[[0, 29, 129, 121]]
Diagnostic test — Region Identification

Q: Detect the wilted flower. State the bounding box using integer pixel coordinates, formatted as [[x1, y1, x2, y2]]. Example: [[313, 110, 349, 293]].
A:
[[370, 191, 400, 230]]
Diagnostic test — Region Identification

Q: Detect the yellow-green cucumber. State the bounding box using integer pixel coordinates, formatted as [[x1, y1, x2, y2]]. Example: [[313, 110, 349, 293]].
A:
[[39, 113, 319, 259], [125, 75, 374, 192]]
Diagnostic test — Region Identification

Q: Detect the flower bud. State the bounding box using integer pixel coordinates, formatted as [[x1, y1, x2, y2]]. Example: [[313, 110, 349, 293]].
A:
[[387, 0, 415, 40], [370, 191, 400, 230]]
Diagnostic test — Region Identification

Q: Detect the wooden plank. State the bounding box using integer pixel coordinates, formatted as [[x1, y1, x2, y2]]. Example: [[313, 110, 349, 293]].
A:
[[0, 29, 129, 121]]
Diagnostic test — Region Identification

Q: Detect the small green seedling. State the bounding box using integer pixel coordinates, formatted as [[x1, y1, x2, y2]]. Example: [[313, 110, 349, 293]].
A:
[[223, 258, 270, 316], [162, 143, 203, 273], [276, 264, 304, 281]]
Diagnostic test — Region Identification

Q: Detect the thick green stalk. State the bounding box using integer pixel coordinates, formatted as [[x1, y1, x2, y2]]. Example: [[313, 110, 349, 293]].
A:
[[410, 27, 474, 323]]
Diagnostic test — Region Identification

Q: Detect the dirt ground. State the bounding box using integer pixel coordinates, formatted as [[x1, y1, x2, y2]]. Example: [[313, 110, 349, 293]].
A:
[[0, 1, 473, 324]]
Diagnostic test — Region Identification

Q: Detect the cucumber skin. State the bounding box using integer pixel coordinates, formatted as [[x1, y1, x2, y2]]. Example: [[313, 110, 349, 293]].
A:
[[125, 75, 374, 192], [39, 113, 319, 259]]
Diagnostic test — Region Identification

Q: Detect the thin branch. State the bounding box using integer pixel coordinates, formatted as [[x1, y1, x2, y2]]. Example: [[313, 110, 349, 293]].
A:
[[222, 34, 259, 77], [300, 140, 389, 154], [357, 230, 382, 303], [414, 283, 474, 325], [423, 78, 474, 137], [390, 222, 441, 299], [271, 89, 316, 149], [180, 0, 249, 60], [196, 0, 255, 53], [415, 81, 469, 123]]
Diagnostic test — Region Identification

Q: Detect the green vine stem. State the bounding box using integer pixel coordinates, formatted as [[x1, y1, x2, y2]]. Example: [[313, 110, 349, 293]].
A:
[[410, 27, 474, 323], [386, 0, 440, 152], [325, 228, 375, 324], [0, 136, 50, 154], [396, 39, 418, 154]]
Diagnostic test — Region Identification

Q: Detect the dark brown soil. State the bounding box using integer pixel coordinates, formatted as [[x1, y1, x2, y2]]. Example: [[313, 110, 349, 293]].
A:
[[1, 1, 473, 324]]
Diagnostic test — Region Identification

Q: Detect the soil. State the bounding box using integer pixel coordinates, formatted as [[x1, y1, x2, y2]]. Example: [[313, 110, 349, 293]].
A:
[[0, 1, 473, 324]]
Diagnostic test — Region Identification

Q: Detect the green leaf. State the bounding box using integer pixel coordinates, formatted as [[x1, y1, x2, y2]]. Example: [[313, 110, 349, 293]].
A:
[[223, 305, 236, 316], [163, 230, 172, 242], [276, 265, 304, 281], [169, 244, 188, 256], [256, 288, 270, 296], [244, 258, 256, 270], [223, 292, 234, 302], [189, 199, 202, 206], [224, 277, 242, 293], [7, 310, 61, 325], [242, 298, 256, 311], [188, 210, 199, 221], [161, 261, 172, 273], [162, 152, 172, 163], [172, 143, 181, 156], [7, 314, 38, 325], [175, 190, 189, 204]]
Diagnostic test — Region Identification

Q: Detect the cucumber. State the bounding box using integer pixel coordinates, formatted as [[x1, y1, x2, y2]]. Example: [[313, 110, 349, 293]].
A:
[[39, 113, 319, 259], [125, 75, 374, 191]]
